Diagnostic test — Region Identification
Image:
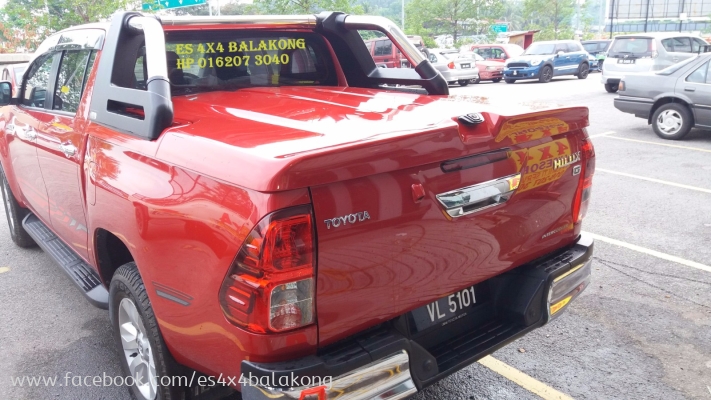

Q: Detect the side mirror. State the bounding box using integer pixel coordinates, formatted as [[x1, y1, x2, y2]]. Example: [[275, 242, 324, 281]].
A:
[[0, 81, 11, 106], [556, 51, 565, 57]]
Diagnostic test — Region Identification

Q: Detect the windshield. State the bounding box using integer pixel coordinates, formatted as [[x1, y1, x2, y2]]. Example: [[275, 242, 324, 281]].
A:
[[582, 43, 598, 52], [609, 37, 653, 58], [656, 56, 699, 75], [524, 43, 556, 55], [164, 31, 338, 96]]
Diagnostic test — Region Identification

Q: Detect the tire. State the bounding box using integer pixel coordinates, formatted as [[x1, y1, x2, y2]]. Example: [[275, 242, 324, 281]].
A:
[[651, 103, 693, 140], [110, 263, 185, 400], [458, 80, 469, 86], [473, 78, 481, 84], [505, 78, 516, 84], [492, 78, 502, 83], [604, 83, 618, 93], [577, 63, 589, 79], [538, 65, 553, 83], [0, 169, 36, 248]]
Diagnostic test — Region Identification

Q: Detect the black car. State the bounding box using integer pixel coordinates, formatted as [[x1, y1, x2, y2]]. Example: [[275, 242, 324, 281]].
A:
[[582, 40, 611, 70]]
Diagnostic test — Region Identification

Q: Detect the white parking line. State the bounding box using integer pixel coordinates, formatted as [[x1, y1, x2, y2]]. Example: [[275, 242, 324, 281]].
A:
[[588, 131, 615, 138], [478, 356, 574, 400], [599, 135, 711, 153], [584, 232, 711, 273], [596, 168, 711, 194]]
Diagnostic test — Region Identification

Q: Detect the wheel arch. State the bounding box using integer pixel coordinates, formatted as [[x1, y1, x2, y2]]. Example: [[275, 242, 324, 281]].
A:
[[95, 228, 136, 287], [648, 96, 694, 126]]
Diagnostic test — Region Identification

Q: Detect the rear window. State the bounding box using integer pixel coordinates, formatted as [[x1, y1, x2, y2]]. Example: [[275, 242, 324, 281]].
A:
[[609, 37, 653, 57], [164, 31, 338, 96]]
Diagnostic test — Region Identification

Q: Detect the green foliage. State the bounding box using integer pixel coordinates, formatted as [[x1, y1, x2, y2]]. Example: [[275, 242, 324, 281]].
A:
[[522, 0, 575, 40], [405, 0, 503, 44], [253, 0, 364, 14]]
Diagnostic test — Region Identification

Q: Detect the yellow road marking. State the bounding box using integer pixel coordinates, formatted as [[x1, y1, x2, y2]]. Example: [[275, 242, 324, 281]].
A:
[[599, 135, 711, 153], [596, 168, 711, 194], [584, 232, 711, 273], [478, 356, 574, 400], [588, 131, 615, 138], [0, 267, 9, 274]]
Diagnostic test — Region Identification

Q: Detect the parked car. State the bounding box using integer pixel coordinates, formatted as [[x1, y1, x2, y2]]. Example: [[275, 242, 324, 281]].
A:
[[582, 40, 611, 70], [0, 12, 595, 400], [457, 51, 504, 82], [602, 33, 708, 93], [428, 48, 480, 85], [470, 44, 524, 63], [1, 63, 27, 96], [503, 40, 590, 83], [365, 36, 407, 68], [615, 53, 711, 140]]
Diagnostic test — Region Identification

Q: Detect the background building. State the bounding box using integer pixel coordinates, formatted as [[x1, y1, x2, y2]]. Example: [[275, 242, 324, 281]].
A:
[[605, 0, 711, 33]]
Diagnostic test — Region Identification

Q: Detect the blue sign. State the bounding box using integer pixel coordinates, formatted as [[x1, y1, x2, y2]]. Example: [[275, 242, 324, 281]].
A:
[[491, 24, 508, 33], [143, 0, 206, 11]]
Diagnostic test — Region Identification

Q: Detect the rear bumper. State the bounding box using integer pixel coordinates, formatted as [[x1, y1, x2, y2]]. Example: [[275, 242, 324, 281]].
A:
[[241, 234, 593, 400], [441, 68, 479, 82], [614, 96, 654, 119], [480, 70, 503, 79]]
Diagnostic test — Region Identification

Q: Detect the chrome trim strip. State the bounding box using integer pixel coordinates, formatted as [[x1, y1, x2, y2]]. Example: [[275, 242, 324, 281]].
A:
[[158, 15, 317, 26], [241, 350, 417, 400], [436, 173, 521, 218]]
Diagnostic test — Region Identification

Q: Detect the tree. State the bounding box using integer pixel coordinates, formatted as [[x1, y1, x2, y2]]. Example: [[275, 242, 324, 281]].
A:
[[522, 0, 575, 40], [405, 0, 503, 45], [253, 0, 364, 14]]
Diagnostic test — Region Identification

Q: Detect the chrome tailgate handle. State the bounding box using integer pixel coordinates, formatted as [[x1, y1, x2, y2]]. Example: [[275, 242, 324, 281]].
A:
[[59, 142, 77, 157], [436, 173, 521, 218]]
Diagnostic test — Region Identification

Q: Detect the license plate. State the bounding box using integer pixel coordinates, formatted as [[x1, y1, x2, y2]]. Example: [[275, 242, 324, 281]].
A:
[[460, 63, 470, 68], [513, 70, 518, 75], [410, 286, 476, 331], [617, 59, 635, 64]]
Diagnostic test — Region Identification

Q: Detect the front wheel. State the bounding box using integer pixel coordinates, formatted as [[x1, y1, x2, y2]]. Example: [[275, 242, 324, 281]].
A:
[[577, 63, 589, 79], [458, 80, 469, 87], [110, 263, 185, 400], [651, 103, 693, 140], [0, 169, 36, 248], [604, 83, 618, 93], [492, 78, 502, 83], [505, 78, 516, 84], [538, 65, 553, 83]]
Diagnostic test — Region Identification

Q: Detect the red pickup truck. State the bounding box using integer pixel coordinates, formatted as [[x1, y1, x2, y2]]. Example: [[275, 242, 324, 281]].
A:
[[0, 11, 595, 400]]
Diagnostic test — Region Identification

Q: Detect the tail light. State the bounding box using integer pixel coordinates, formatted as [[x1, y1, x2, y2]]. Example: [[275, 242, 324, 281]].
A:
[[448, 61, 455, 69], [572, 137, 595, 224], [219, 205, 315, 333]]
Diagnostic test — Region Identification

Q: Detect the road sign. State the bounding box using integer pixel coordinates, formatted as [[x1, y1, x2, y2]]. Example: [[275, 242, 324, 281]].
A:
[[142, 0, 206, 11], [491, 24, 508, 33]]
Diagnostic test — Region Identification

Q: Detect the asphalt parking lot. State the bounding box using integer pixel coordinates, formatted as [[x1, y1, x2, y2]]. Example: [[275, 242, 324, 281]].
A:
[[2, 74, 711, 400]]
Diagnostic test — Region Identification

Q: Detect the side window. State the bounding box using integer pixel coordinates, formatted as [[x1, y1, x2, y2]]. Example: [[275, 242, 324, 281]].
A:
[[554, 44, 568, 54], [492, 48, 504, 59], [53, 50, 94, 113], [374, 40, 392, 56], [661, 38, 674, 52], [2, 69, 8, 81], [692, 38, 708, 53], [686, 61, 708, 83], [672, 37, 692, 52], [567, 43, 580, 52], [22, 53, 56, 108]]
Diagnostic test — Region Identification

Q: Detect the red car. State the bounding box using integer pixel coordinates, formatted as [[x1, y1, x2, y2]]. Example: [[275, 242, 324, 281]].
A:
[[1, 63, 27, 96], [0, 11, 595, 400], [456, 51, 505, 82], [470, 43, 525, 63]]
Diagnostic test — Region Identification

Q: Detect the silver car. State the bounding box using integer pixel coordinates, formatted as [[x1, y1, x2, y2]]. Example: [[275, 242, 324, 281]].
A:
[[427, 48, 479, 86], [614, 53, 711, 140], [602, 33, 708, 93]]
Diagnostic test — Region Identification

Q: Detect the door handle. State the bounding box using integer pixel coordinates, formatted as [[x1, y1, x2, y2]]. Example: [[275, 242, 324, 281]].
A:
[[25, 127, 37, 140], [436, 173, 521, 218], [59, 142, 77, 157], [684, 87, 696, 92]]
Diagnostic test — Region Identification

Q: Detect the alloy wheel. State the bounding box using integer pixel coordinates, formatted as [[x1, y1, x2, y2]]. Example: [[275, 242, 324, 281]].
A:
[[118, 298, 157, 400]]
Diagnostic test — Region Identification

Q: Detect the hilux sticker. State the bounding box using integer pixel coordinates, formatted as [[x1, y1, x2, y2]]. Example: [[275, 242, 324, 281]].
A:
[[495, 117, 569, 144], [511, 137, 574, 192]]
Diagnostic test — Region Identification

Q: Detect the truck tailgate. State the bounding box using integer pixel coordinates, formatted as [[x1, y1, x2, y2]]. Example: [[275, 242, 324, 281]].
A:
[[312, 107, 590, 345]]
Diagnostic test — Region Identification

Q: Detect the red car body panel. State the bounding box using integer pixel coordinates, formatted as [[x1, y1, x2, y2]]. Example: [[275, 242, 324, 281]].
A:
[[0, 20, 593, 386], [475, 60, 505, 80]]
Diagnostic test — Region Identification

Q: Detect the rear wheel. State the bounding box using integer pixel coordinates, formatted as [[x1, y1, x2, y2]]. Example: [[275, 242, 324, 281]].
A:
[[651, 103, 692, 140], [577, 63, 589, 79], [538, 65, 553, 83], [0, 169, 36, 248], [505, 78, 516, 84], [110, 263, 185, 400], [492, 78, 502, 83], [458, 80, 469, 86], [604, 83, 618, 93]]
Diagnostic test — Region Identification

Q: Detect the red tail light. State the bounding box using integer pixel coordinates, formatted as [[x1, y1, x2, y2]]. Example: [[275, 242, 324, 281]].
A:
[[573, 137, 595, 224], [448, 61, 455, 69], [219, 205, 315, 333]]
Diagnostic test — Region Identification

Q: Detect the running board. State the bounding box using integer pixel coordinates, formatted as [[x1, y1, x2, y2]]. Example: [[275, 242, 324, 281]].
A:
[[22, 214, 109, 309]]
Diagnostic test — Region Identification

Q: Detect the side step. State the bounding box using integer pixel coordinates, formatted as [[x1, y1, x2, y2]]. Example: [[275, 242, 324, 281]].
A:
[[22, 214, 109, 309]]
